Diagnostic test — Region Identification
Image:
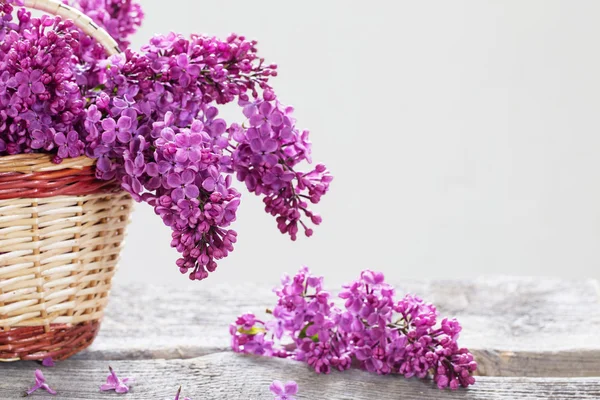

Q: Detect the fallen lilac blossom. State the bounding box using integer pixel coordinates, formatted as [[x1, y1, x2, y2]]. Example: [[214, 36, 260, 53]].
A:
[[100, 366, 133, 394], [231, 268, 477, 390], [26, 369, 56, 396], [270, 380, 298, 400], [41, 357, 55, 367]]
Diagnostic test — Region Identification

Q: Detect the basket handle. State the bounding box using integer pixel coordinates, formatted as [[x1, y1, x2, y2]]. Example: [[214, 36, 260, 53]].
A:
[[23, 0, 122, 55]]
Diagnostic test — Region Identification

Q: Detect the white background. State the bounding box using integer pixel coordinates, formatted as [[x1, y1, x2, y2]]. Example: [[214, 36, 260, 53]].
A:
[[118, 0, 600, 286]]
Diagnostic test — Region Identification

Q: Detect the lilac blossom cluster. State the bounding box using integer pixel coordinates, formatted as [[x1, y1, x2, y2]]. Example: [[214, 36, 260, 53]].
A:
[[0, 1, 332, 281], [231, 268, 477, 390], [233, 97, 332, 240], [0, 9, 85, 156]]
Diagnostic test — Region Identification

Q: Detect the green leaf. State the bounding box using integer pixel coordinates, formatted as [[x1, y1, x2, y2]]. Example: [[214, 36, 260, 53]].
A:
[[237, 326, 265, 336], [298, 322, 313, 339], [298, 323, 319, 342]]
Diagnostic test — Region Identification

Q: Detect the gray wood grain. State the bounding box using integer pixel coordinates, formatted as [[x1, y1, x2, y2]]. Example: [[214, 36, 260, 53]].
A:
[[78, 277, 600, 377], [2, 352, 600, 399]]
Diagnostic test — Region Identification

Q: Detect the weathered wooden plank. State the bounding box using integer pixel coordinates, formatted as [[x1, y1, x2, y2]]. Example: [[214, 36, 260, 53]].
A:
[[78, 277, 600, 377], [2, 352, 600, 399]]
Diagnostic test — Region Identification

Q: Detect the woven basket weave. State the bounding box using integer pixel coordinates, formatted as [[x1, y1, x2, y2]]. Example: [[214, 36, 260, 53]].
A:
[[0, 0, 132, 361]]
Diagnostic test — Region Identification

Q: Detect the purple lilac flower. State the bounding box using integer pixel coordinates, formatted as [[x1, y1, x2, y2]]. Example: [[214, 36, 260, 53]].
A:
[[100, 366, 133, 393], [26, 369, 56, 396], [231, 268, 477, 390], [167, 169, 200, 202], [0, 1, 330, 283], [232, 94, 332, 240], [101, 116, 134, 144], [55, 131, 84, 159], [269, 380, 298, 400], [9, 69, 45, 98]]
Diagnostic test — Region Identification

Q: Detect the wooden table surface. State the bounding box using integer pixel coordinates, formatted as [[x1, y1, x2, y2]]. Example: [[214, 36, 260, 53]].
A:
[[1, 277, 599, 399]]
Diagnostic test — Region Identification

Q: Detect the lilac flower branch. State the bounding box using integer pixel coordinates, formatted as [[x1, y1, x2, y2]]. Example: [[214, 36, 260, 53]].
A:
[[231, 267, 477, 390]]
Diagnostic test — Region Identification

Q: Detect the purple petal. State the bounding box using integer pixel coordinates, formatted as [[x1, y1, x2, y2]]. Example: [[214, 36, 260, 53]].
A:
[[146, 162, 158, 176], [280, 126, 294, 141], [117, 130, 132, 143], [6, 76, 17, 88], [189, 132, 203, 146], [117, 116, 132, 130], [167, 174, 182, 188], [243, 104, 257, 119], [205, 106, 218, 120], [102, 130, 116, 144], [263, 138, 278, 153], [175, 149, 189, 163], [259, 122, 272, 137], [187, 64, 201, 76], [181, 169, 195, 184], [175, 133, 189, 147], [115, 384, 129, 394], [264, 154, 279, 167], [281, 171, 295, 182], [35, 369, 45, 384], [188, 150, 201, 163], [26, 384, 42, 396], [31, 81, 45, 94], [284, 381, 298, 395], [269, 111, 284, 127], [211, 119, 227, 135], [97, 157, 112, 172], [179, 74, 191, 87], [259, 101, 273, 116], [246, 127, 259, 140], [262, 173, 276, 185], [101, 118, 116, 131], [176, 53, 189, 68], [158, 161, 171, 174], [171, 188, 185, 202], [42, 383, 57, 395], [184, 184, 199, 199], [58, 146, 69, 158], [249, 138, 263, 153], [30, 70, 43, 82], [18, 84, 30, 98], [249, 114, 264, 127], [67, 131, 78, 142], [269, 380, 285, 395], [202, 177, 216, 192]]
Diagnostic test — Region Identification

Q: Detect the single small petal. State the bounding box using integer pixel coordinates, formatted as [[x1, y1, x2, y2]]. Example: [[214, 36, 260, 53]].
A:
[[42, 357, 55, 367], [269, 380, 285, 395]]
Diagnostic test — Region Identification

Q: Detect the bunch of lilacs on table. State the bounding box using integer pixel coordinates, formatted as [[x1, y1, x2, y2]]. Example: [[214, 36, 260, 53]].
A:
[[231, 268, 478, 390], [0, 0, 332, 281]]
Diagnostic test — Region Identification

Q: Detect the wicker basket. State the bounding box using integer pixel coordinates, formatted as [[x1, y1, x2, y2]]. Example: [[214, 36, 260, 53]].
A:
[[0, 0, 132, 361]]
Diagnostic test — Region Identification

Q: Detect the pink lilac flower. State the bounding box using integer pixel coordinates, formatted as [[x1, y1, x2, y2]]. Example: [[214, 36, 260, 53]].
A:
[[269, 380, 298, 400], [231, 268, 477, 390], [26, 369, 56, 396], [100, 366, 133, 393]]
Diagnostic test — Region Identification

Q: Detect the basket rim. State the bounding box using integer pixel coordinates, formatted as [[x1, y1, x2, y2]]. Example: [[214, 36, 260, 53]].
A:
[[0, 154, 94, 174]]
